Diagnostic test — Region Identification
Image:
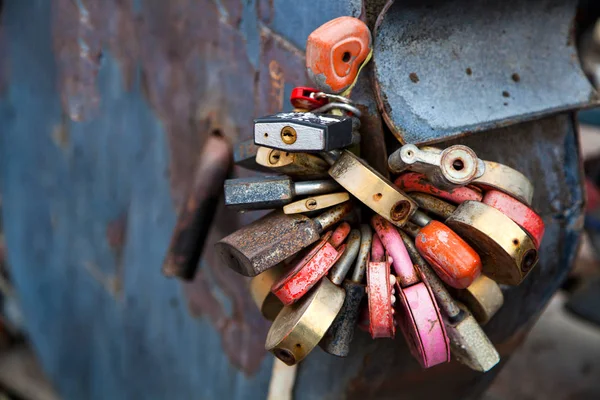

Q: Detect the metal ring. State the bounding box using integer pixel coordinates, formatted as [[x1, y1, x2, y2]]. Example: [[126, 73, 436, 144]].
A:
[[312, 102, 362, 118], [311, 92, 354, 105]]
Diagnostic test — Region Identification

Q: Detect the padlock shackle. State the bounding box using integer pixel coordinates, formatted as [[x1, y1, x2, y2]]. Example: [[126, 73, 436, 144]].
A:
[[328, 222, 351, 248], [294, 179, 340, 196], [352, 224, 372, 282], [410, 210, 432, 228], [330, 229, 362, 285], [398, 230, 461, 319], [410, 193, 457, 219], [401, 221, 421, 238], [320, 149, 341, 166], [371, 215, 419, 287], [313, 201, 353, 232]]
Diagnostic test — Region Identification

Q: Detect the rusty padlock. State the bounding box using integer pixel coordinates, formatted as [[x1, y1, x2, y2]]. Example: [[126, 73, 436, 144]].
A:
[[233, 138, 272, 173], [283, 193, 350, 214], [224, 176, 340, 211], [366, 232, 395, 339], [406, 210, 482, 289], [306, 16, 372, 95], [449, 275, 504, 325], [372, 215, 450, 368], [255, 146, 330, 180], [388, 144, 534, 205], [250, 263, 288, 321], [482, 190, 545, 249], [394, 172, 482, 204], [328, 150, 418, 227], [320, 224, 371, 356], [215, 202, 353, 277], [413, 194, 539, 285], [399, 230, 500, 372], [271, 225, 355, 305], [254, 112, 354, 152], [265, 277, 345, 366]]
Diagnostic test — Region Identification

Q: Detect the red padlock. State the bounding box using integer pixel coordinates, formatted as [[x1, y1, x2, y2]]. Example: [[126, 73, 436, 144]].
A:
[[394, 172, 482, 204], [289, 86, 329, 110], [271, 224, 348, 305], [306, 17, 372, 95], [366, 233, 395, 339], [408, 211, 482, 289], [482, 190, 545, 249]]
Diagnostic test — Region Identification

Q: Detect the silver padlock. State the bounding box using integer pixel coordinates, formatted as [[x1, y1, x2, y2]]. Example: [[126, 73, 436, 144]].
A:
[[254, 112, 354, 152], [224, 176, 340, 210]]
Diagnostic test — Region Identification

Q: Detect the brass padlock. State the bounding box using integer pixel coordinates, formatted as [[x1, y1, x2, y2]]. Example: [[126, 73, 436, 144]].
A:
[[233, 138, 272, 173], [399, 230, 500, 372], [250, 263, 287, 321], [320, 224, 371, 356], [224, 176, 340, 210], [283, 193, 350, 214], [328, 150, 417, 227], [215, 202, 353, 277], [265, 277, 345, 365], [449, 275, 504, 325], [446, 201, 539, 285], [388, 144, 534, 205], [412, 194, 539, 286], [255, 146, 330, 180]]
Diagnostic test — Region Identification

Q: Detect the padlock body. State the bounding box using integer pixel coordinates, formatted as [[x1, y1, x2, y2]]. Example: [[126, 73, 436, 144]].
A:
[[320, 280, 365, 357], [446, 201, 538, 285], [215, 211, 320, 277], [272, 241, 345, 306], [254, 112, 353, 152], [255, 147, 330, 180], [415, 221, 482, 289], [445, 309, 500, 372], [249, 264, 287, 321], [265, 278, 345, 366], [306, 16, 372, 94], [450, 275, 504, 325], [483, 190, 545, 248], [224, 176, 293, 210]]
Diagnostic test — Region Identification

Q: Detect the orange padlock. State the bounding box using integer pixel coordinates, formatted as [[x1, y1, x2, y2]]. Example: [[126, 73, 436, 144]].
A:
[[404, 212, 482, 289], [306, 17, 372, 95]]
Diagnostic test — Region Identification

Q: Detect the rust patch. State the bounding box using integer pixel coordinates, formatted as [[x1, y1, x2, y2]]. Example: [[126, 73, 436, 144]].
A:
[[409, 72, 419, 83], [106, 213, 127, 251]]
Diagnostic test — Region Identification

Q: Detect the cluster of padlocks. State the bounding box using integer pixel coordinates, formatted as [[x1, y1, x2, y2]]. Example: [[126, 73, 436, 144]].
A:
[[215, 17, 545, 372]]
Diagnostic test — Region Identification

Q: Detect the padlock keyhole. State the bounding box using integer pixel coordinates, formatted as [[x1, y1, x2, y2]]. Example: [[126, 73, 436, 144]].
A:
[[452, 159, 464, 171], [342, 51, 351, 62]]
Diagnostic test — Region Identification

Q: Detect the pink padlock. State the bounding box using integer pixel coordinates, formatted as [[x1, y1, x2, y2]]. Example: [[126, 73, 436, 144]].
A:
[[366, 233, 395, 339], [371, 215, 450, 368]]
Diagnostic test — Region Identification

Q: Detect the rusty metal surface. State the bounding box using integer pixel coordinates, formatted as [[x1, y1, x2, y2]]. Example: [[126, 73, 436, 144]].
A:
[[0, 1, 586, 400], [373, 0, 597, 145]]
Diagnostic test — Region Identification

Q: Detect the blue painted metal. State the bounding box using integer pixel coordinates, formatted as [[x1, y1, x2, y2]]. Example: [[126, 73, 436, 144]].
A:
[[0, 0, 586, 399], [373, 0, 598, 144]]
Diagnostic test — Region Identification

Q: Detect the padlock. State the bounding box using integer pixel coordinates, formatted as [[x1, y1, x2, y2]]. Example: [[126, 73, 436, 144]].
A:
[[254, 112, 354, 152], [255, 146, 330, 180], [215, 202, 353, 277], [407, 210, 482, 289], [371, 215, 450, 368], [224, 176, 340, 210], [265, 277, 345, 365], [366, 233, 395, 339], [449, 275, 504, 325], [393, 172, 482, 204], [446, 201, 539, 285], [413, 195, 539, 285], [250, 263, 287, 321], [388, 144, 534, 205], [271, 225, 355, 306], [398, 230, 500, 372], [482, 190, 545, 249], [328, 150, 418, 227], [290, 86, 329, 110], [320, 224, 371, 356], [283, 193, 350, 214], [306, 16, 372, 95]]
